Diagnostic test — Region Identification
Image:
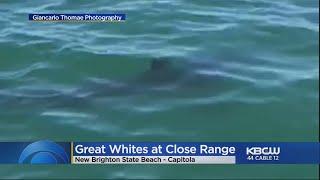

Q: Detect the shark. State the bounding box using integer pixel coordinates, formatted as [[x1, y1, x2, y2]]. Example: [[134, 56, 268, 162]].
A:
[[0, 57, 251, 108]]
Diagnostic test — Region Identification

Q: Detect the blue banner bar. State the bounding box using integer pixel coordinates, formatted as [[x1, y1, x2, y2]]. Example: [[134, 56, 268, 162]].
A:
[[29, 14, 126, 22], [0, 141, 318, 164], [72, 142, 319, 164]]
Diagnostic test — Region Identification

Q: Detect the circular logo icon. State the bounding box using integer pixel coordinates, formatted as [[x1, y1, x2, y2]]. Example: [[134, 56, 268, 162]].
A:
[[19, 140, 69, 164]]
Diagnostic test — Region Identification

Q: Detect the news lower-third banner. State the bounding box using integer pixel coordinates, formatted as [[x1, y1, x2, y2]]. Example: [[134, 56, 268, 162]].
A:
[[0, 141, 318, 164]]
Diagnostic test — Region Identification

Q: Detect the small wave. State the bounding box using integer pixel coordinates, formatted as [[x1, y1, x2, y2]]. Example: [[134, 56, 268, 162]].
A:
[[14, 2, 64, 14], [41, 111, 95, 119], [0, 62, 51, 80], [17, 39, 53, 46], [40, 110, 122, 135], [129, 127, 174, 137], [194, 69, 257, 83], [175, 21, 238, 32], [132, 105, 169, 113]]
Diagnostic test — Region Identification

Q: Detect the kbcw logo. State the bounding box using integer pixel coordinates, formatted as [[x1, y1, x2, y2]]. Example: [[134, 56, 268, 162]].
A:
[[246, 147, 280, 155]]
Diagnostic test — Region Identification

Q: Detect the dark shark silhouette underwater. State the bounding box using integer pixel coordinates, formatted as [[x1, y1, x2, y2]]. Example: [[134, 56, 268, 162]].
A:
[[0, 58, 250, 108]]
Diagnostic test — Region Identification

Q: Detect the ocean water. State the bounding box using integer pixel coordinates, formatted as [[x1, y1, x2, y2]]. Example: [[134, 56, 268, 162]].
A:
[[0, 0, 319, 179]]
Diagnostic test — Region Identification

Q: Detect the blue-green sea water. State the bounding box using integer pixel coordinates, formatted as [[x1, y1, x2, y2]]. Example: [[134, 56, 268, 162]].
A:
[[0, 0, 319, 179]]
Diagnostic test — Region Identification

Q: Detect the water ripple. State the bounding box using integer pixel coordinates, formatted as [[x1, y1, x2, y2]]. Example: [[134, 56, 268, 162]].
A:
[[0, 62, 50, 80]]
